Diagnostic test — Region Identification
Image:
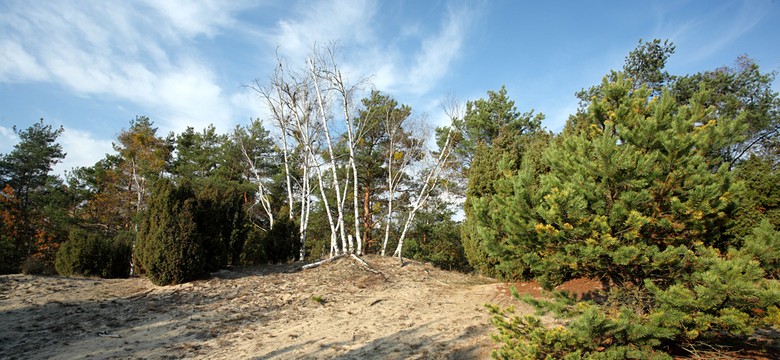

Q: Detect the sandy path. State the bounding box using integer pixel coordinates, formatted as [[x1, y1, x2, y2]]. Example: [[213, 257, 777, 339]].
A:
[[0, 256, 528, 359]]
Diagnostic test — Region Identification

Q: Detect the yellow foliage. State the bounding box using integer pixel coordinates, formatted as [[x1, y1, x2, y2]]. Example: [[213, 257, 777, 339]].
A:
[[534, 223, 559, 236], [693, 119, 717, 132], [764, 306, 780, 327], [684, 329, 700, 340]]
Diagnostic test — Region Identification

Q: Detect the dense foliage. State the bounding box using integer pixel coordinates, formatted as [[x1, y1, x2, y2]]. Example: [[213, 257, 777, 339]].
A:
[[480, 40, 780, 358], [135, 179, 205, 285], [453, 86, 546, 277], [403, 205, 469, 271], [55, 229, 132, 278], [134, 178, 249, 285], [0, 119, 68, 274]]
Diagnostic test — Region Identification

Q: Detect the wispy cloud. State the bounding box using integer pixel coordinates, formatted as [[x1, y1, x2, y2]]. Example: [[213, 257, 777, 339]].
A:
[[53, 128, 115, 176], [651, 0, 772, 64], [0, 40, 47, 82], [140, 0, 247, 39], [345, 4, 475, 97], [270, 0, 378, 62], [1, 0, 480, 168], [0, 1, 248, 134], [265, 0, 476, 98], [0, 126, 20, 155], [405, 5, 472, 95]]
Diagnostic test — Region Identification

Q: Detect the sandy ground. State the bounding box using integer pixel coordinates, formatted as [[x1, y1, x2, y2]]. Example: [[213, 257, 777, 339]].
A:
[[0, 255, 535, 360]]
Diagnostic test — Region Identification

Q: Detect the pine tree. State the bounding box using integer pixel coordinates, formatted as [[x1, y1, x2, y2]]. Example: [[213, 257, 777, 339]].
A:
[[0, 119, 67, 273], [485, 75, 780, 358], [457, 87, 546, 277]]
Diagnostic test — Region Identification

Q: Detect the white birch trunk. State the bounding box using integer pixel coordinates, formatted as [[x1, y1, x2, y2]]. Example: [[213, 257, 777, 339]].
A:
[[275, 112, 295, 222], [381, 147, 399, 256], [253, 62, 295, 221], [289, 95, 315, 261], [393, 127, 454, 259], [333, 69, 363, 256], [381, 126, 399, 257], [309, 57, 349, 254], [237, 136, 274, 229], [312, 152, 339, 256], [298, 154, 310, 261], [381, 117, 419, 256]]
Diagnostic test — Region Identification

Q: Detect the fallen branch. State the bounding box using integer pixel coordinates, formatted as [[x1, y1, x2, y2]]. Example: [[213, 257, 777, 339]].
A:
[[350, 254, 383, 275], [300, 254, 346, 270]]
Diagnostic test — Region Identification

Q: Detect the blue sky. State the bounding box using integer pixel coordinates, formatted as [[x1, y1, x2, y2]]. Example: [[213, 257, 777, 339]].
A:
[[1, 0, 779, 175]]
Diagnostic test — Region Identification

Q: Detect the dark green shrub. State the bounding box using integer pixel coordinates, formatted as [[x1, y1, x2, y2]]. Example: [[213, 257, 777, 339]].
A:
[[488, 240, 780, 359], [193, 179, 247, 269], [239, 226, 267, 265], [20, 256, 49, 275], [404, 208, 470, 271], [239, 219, 298, 265], [135, 179, 206, 285], [263, 218, 299, 263], [135, 178, 250, 285], [55, 229, 132, 278]]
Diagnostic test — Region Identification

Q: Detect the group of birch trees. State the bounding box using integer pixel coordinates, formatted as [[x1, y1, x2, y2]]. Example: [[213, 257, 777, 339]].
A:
[[250, 46, 456, 262], [0, 46, 464, 277]]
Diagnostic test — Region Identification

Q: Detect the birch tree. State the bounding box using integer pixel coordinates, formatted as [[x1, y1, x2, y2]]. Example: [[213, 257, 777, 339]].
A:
[[392, 104, 458, 261], [348, 92, 421, 256], [234, 120, 276, 230], [252, 58, 296, 223], [313, 46, 367, 255], [308, 53, 350, 254], [252, 56, 320, 260]]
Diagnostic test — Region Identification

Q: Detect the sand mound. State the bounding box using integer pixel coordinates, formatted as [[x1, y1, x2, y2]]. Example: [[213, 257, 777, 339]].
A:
[[0, 255, 528, 359]]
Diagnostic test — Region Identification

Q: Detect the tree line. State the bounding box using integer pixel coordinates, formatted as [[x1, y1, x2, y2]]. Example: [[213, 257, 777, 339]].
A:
[[0, 45, 467, 282]]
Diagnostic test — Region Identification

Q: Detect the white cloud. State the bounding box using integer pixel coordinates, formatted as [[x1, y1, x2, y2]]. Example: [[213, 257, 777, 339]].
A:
[[405, 6, 471, 95], [155, 63, 233, 133], [266, 1, 474, 99], [271, 0, 377, 62], [0, 40, 47, 82], [53, 128, 114, 176], [0, 1, 246, 136], [0, 126, 20, 155], [1, 0, 481, 173], [140, 0, 246, 39], [230, 90, 271, 123]]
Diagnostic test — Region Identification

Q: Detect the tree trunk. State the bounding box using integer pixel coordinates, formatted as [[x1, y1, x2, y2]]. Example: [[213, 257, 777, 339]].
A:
[[393, 127, 454, 259], [362, 184, 372, 252], [298, 156, 310, 261], [309, 57, 349, 254], [237, 136, 274, 229]]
